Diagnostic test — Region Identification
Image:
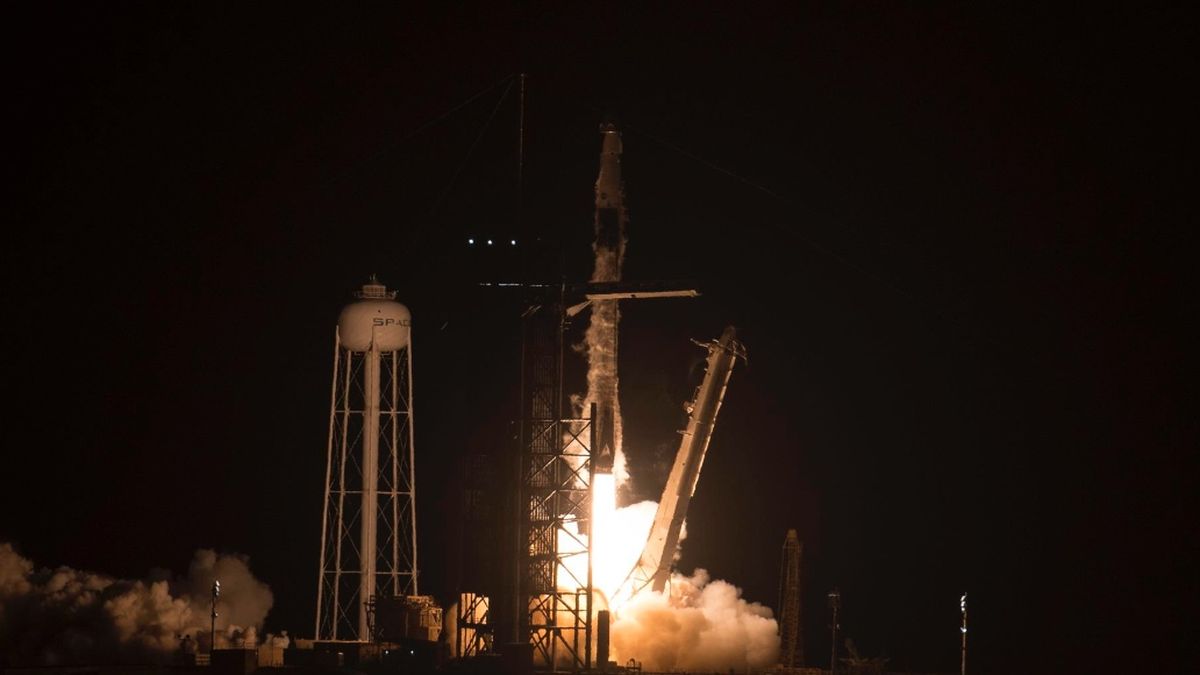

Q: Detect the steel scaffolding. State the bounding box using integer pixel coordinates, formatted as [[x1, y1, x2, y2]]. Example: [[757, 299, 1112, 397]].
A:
[[779, 529, 804, 667], [457, 592, 492, 657], [315, 307, 419, 641], [519, 298, 594, 671]]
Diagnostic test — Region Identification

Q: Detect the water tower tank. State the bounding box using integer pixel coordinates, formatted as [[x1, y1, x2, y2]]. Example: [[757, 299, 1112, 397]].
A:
[[337, 277, 410, 352]]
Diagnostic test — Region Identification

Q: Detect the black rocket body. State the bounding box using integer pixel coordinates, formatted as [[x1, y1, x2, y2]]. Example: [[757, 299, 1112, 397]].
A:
[[587, 122, 628, 474]]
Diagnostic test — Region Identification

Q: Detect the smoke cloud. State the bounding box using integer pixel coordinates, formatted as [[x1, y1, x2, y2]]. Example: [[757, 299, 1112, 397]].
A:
[[0, 542, 272, 666], [611, 569, 780, 672]]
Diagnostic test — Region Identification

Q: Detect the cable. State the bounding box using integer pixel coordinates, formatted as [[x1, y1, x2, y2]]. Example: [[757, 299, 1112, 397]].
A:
[[426, 77, 516, 219], [322, 73, 517, 188], [625, 122, 791, 204], [399, 76, 516, 267], [571, 102, 1011, 353]]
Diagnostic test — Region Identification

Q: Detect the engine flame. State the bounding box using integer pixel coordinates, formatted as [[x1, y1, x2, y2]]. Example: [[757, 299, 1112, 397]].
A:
[[557, 472, 657, 611], [553, 481, 780, 670]]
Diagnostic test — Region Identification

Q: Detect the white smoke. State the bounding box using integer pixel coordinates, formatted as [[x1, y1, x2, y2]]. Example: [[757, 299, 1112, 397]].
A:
[[611, 569, 780, 672], [585, 493, 778, 672], [0, 542, 272, 666]]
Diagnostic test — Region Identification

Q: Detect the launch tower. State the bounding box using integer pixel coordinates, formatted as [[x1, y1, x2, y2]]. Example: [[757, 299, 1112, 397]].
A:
[[779, 529, 804, 667]]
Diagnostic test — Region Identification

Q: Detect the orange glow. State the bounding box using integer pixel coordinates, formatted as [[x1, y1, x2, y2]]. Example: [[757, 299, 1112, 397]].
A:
[[557, 472, 657, 612]]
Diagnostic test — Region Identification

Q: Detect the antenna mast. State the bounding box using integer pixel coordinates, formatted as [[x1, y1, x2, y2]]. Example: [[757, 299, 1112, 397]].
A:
[[779, 530, 804, 667]]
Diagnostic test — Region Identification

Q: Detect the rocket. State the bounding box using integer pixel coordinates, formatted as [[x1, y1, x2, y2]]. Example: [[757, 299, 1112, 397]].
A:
[[586, 122, 628, 474], [594, 122, 627, 255]]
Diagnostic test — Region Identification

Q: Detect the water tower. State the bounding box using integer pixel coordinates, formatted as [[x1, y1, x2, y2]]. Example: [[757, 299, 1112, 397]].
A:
[[315, 276, 419, 641]]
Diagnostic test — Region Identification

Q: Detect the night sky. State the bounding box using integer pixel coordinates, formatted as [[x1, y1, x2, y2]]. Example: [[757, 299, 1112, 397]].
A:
[[4, 4, 1191, 674]]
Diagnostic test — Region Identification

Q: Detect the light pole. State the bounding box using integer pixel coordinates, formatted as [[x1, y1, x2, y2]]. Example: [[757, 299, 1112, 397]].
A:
[[827, 588, 841, 675], [211, 579, 221, 654], [960, 592, 968, 675]]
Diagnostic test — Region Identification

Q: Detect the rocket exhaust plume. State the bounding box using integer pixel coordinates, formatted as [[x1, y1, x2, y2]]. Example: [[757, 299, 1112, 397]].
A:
[[612, 570, 780, 671], [0, 543, 272, 666], [559, 483, 780, 671]]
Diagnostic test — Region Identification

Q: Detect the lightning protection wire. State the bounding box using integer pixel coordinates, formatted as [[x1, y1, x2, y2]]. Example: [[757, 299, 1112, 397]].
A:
[[402, 76, 517, 262], [322, 73, 518, 189], [615, 117, 919, 306], [581, 107, 1013, 355]]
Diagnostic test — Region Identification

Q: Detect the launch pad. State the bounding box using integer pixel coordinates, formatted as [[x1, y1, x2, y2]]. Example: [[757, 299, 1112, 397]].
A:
[[307, 119, 749, 674], [447, 121, 745, 673]]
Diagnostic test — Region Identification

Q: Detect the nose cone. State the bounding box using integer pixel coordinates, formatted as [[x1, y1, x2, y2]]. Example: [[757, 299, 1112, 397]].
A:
[[595, 124, 623, 209], [599, 122, 623, 156]]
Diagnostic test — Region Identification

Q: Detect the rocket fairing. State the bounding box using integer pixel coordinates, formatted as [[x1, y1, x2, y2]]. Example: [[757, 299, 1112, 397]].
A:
[[594, 122, 626, 253], [618, 326, 745, 598], [586, 122, 628, 473]]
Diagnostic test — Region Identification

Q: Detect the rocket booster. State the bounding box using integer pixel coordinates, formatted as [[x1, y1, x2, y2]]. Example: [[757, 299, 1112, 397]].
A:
[[594, 122, 626, 253], [587, 122, 628, 473]]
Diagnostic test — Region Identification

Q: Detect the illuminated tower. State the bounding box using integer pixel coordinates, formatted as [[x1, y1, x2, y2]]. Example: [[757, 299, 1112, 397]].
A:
[[316, 276, 418, 641]]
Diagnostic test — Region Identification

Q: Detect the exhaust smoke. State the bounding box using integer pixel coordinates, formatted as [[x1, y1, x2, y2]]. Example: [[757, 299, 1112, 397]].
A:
[[611, 570, 780, 671], [0, 542, 272, 666]]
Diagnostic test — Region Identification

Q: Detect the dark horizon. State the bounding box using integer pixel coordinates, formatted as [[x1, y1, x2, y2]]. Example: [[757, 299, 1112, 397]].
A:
[[3, 4, 1189, 674]]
